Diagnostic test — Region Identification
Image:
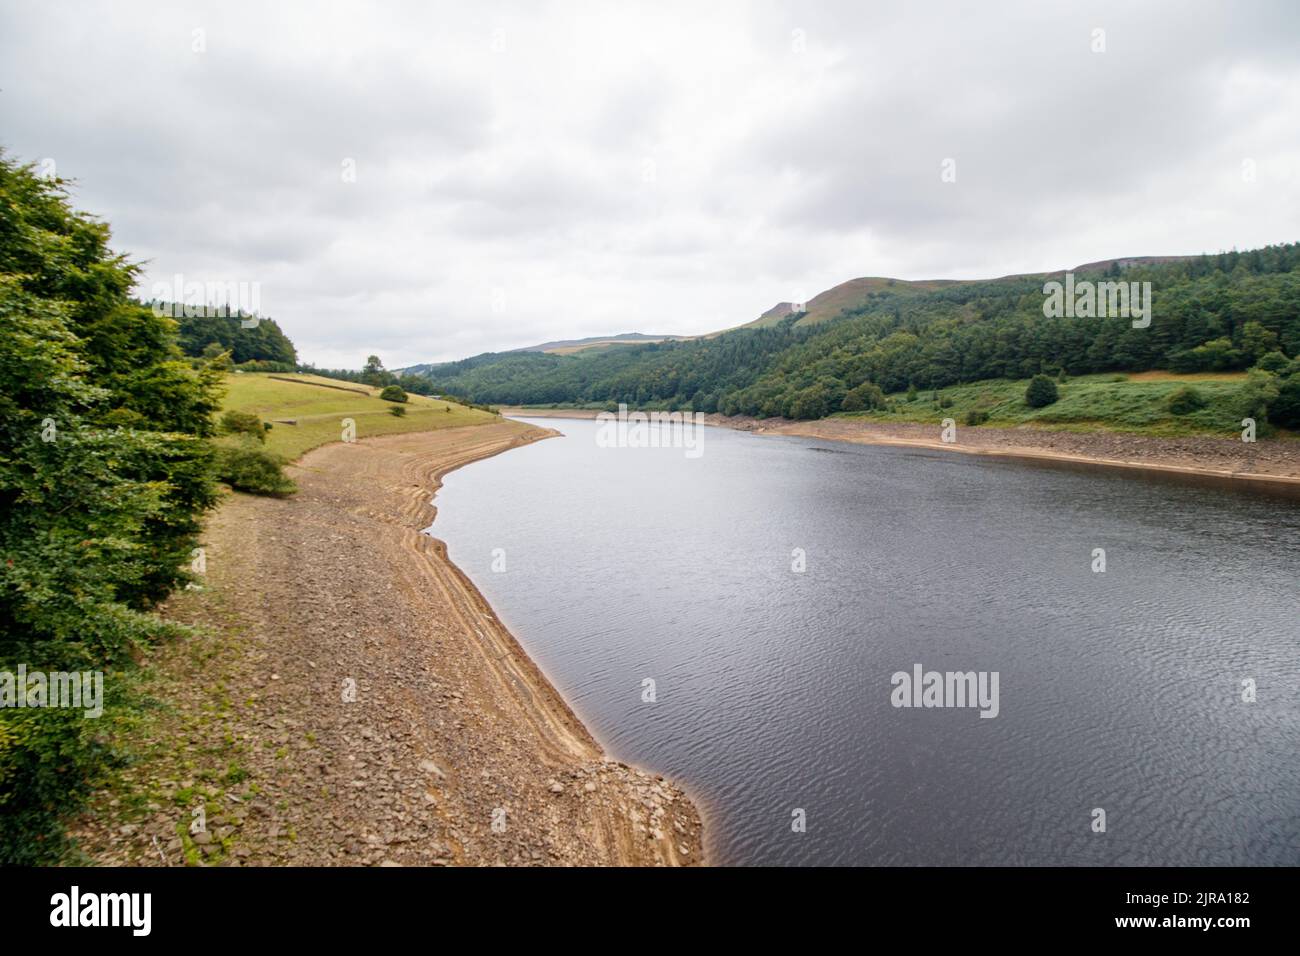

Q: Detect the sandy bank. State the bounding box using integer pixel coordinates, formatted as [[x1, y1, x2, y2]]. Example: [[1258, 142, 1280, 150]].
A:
[[74, 420, 702, 866], [502, 407, 1300, 499]]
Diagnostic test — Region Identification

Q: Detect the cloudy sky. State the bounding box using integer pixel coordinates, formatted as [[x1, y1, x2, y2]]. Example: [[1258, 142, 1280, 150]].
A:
[[1, 1, 1297, 368]]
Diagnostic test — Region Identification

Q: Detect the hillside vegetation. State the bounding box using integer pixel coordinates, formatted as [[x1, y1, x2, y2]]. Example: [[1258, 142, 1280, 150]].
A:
[[221, 373, 496, 460], [0, 151, 500, 863], [1, 153, 223, 861], [841, 373, 1256, 436], [409, 245, 1300, 435]]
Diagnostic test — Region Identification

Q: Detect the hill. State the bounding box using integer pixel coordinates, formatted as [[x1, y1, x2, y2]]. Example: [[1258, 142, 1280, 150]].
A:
[[741, 276, 961, 329], [519, 332, 688, 354], [398, 332, 688, 377], [221, 372, 498, 460], [403, 243, 1300, 434], [738, 257, 1200, 332]]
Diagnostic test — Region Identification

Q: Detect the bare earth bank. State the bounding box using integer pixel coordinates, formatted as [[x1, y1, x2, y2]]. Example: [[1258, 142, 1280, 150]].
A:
[[503, 408, 1300, 497], [72, 420, 702, 866]]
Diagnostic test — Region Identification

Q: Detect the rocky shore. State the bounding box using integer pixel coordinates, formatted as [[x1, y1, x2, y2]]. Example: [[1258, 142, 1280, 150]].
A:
[[71, 420, 702, 866]]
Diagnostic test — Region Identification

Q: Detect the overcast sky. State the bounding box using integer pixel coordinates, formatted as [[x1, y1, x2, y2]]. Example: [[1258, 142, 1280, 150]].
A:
[[1, 1, 1297, 368]]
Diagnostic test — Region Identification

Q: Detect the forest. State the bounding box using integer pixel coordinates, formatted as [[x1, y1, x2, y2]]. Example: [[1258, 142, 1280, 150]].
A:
[[170, 309, 298, 366]]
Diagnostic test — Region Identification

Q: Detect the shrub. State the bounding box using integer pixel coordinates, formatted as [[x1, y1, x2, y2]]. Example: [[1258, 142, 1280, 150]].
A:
[[0, 707, 110, 864], [388, 405, 406, 417], [213, 437, 296, 496], [233, 360, 298, 373], [379, 385, 408, 403], [1166, 386, 1206, 416], [841, 381, 887, 412], [964, 409, 990, 426], [217, 409, 266, 442], [0, 155, 221, 861], [1254, 351, 1290, 374], [1267, 375, 1300, 429], [1025, 374, 1059, 408], [787, 384, 831, 420], [1238, 369, 1280, 422]]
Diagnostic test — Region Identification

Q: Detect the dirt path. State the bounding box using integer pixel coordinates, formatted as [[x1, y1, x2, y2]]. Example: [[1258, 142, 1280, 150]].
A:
[[72, 420, 701, 866]]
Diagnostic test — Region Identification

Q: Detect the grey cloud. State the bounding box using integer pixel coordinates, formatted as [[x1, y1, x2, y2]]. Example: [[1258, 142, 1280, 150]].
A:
[[0, 0, 1295, 365]]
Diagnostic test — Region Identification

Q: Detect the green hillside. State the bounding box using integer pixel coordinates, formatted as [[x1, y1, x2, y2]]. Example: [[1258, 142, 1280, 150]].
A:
[[842, 373, 1256, 436], [408, 244, 1300, 436], [221, 373, 497, 460]]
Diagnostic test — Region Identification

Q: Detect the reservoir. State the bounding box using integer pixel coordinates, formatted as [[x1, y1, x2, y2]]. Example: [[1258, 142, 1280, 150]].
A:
[[432, 416, 1300, 865]]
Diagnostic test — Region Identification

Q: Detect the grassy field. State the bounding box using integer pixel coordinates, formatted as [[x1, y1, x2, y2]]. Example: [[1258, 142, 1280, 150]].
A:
[[221, 372, 498, 460], [839, 372, 1278, 437]]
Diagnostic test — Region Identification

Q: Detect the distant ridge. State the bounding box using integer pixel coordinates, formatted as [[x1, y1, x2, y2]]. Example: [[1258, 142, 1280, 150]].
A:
[[400, 253, 1222, 373], [397, 331, 687, 377], [738, 257, 1201, 331], [739, 276, 961, 330], [514, 332, 687, 354]]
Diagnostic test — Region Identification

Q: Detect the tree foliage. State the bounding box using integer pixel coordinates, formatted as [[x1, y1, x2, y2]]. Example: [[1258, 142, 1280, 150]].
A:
[[1024, 374, 1059, 408], [0, 152, 223, 861], [172, 310, 297, 365]]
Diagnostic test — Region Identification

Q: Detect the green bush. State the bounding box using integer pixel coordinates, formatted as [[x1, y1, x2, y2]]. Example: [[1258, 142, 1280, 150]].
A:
[[1238, 369, 1280, 423], [787, 384, 832, 420], [1254, 351, 1290, 374], [0, 706, 107, 864], [1166, 386, 1207, 416], [841, 381, 887, 412], [217, 409, 266, 442], [964, 409, 991, 426], [379, 385, 408, 403], [0, 153, 222, 861], [388, 405, 406, 417], [1025, 374, 1059, 408], [213, 437, 297, 496], [1267, 375, 1300, 429]]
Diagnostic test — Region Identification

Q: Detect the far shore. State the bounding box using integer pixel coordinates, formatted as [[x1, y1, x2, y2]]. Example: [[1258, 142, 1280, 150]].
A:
[[502, 407, 1300, 500]]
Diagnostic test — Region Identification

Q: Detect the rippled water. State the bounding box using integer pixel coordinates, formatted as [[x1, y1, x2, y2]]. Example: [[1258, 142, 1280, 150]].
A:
[[431, 417, 1300, 866]]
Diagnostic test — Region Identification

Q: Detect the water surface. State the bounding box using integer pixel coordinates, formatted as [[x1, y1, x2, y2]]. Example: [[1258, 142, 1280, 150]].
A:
[[432, 417, 1300, 865]]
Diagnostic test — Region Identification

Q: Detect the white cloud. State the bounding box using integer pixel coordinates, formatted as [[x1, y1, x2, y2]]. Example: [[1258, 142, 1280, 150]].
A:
[[1, 0, 1296, 368]]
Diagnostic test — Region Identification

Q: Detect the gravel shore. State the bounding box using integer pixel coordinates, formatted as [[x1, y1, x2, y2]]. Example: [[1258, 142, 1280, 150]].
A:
[[72, 420, 702, 866]]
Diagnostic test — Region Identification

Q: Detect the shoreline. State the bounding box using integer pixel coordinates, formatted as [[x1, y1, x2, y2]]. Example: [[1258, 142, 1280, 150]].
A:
[[73, 420, 703, 866], [502, 407, 1300, 499], [416, 423, 710, 864]]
